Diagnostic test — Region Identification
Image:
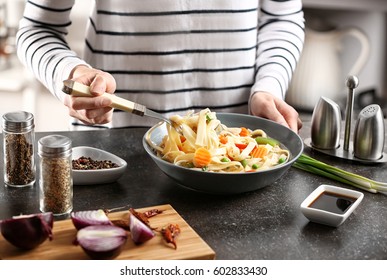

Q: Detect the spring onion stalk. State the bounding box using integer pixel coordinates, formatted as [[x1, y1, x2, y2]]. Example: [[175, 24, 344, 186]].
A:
[[293, 154, 387, 194]]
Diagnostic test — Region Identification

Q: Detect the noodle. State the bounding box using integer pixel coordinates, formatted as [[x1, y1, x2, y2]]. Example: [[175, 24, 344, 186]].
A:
[[147, 108, 289, 173]]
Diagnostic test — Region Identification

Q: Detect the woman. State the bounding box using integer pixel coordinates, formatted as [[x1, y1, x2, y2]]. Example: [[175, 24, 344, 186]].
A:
[[16, 0, 304, 132]]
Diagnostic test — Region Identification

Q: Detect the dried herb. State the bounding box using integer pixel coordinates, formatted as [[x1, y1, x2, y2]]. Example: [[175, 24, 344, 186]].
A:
[[4, 133, 35, 185]]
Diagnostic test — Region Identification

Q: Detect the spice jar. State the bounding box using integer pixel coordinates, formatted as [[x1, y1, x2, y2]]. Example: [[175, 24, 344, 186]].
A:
[[2, 111, 36, 187], [38, 135, 73, 216]]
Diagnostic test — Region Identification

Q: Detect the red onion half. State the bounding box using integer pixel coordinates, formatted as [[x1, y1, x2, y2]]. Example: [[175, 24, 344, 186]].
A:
[[71, 209, 113, 230], [75, 225, 128, 259], [0, 212, 54, 250]]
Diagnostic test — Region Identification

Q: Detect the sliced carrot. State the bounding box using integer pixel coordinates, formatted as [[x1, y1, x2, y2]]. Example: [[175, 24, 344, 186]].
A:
[[179, 135, 186, 143], [219, 134, 228, 144], [193, 147, 212, 168], [250, 146, 268, 159], [239, 127, 250, 137]]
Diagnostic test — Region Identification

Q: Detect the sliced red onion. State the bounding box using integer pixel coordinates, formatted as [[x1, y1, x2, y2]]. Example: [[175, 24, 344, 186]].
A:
[[0, 212, 53, 250], [71, 209, 113, 230], [129, 212, 155, 244], [75, 225, 127, 260]]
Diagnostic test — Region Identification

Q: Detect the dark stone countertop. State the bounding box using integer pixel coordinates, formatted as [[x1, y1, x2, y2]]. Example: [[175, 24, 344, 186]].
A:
[[0, 123, 386, 260]]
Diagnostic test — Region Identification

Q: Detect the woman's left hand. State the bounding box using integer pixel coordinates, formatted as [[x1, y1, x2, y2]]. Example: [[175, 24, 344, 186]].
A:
[[250, 91, 302, 133]]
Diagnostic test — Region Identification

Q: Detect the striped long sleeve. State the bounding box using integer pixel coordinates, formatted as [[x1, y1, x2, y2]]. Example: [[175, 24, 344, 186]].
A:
[[16, 0, 304, 128]]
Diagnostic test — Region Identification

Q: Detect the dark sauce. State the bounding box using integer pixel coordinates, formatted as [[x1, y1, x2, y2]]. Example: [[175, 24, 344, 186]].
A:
[[309, 191, 356, 214]]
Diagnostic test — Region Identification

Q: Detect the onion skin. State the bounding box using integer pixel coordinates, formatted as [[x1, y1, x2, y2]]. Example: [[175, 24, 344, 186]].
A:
[[75, 225, 127, 260], [129, 212, 155, 244], [71, 209, 113, 230], [0, 212, 54, 250]]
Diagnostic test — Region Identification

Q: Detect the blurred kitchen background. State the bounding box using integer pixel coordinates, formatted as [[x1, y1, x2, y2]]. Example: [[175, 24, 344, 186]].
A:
[[0, 0, 387, 131]]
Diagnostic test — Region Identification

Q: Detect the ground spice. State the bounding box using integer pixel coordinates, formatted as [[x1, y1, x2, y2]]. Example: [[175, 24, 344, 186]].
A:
[[38, 135, 73, 216], [5, 133, 35, 185], [40, 157, 72, 214]]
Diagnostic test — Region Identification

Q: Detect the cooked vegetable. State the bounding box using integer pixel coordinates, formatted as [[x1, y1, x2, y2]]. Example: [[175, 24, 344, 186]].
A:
[[0, 212, 53, 250], [71, 209, 113, 230], [293, 154, 387, 193], [129, 211, 155, 244], [255, 136, 279, 146], [219, 134, 228, 144], [75, 225, 127, 260], [193, 147, 212, 168], [239, 127, 250, 137], [250, 146, 268, 159]]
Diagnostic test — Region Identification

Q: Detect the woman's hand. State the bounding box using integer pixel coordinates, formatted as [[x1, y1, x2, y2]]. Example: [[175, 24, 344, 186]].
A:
[[250, 91, 302, 133], [63, 65, 117, 125]]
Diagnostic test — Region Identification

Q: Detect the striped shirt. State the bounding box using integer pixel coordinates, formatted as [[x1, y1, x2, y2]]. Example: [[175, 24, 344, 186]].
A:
[[16, 0, 305, 128]]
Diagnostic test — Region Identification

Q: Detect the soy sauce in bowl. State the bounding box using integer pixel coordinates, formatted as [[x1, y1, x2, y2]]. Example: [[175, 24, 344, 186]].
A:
[[308, 191, 356, 214], [300, 184, 364, 227]]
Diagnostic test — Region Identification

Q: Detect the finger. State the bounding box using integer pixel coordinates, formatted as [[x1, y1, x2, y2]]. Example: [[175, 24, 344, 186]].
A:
[[90, 73, 116, 95], [71, 95, 112, 110], [72, 69, 116, 96], [69, 107, 113, 125], [84, 107, 113, 121], [297, 117, 303, 130]]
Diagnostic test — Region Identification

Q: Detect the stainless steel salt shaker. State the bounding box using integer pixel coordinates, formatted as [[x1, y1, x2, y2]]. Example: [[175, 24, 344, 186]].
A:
[[38, 135, 73, 216], [2, 111, 36, 187], [311, 96, 341, 150], [353, 104, 385, 160]]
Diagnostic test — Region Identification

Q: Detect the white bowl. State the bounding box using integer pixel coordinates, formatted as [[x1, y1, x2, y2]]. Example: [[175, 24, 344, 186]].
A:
[[72, 146, 127, 185], [300, 184, 364, 227]]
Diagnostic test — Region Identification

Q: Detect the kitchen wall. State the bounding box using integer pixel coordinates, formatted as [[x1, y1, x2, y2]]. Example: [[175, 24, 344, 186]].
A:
[[0, 0, 90, 132], [302, 0, 387, 105]]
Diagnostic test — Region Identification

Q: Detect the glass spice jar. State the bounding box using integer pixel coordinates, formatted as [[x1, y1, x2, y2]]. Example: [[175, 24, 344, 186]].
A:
[[2, 111, 36, 187], [38, 135, 73, 216]]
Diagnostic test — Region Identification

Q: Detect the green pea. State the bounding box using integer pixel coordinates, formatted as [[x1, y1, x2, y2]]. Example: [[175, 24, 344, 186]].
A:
[[278, 157, 286, 164], [221, 157, 230, 162]]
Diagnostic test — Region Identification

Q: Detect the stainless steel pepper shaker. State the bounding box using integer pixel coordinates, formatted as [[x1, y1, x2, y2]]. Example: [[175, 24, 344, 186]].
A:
[[2, 111, 36, 187], [353, 104, 385, 160], [38, 135, 73, 216]]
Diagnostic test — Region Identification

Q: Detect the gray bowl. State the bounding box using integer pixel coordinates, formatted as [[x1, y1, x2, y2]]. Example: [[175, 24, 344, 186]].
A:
[[142, 113, 304, 194]]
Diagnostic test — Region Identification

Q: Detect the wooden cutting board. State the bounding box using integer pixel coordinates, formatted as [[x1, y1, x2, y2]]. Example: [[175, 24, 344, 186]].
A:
[[0, 204, 216, 260]]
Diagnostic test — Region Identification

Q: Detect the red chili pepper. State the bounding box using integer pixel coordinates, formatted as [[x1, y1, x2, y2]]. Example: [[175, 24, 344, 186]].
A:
[[161, 223, 181, 249]]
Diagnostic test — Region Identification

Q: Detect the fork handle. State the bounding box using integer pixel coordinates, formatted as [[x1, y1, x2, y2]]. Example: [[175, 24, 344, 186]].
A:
[[63, 80, 145, 116]]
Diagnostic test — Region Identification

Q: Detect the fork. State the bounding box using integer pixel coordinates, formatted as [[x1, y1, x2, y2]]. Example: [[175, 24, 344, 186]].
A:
[[62, 80, 183, 134]]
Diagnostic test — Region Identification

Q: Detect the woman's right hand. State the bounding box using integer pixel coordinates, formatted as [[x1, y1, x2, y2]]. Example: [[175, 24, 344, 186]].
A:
[[63, 65, 117, 125]]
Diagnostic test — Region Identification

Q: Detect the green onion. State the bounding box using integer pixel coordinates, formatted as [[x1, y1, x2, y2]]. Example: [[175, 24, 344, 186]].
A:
[[293, 154, 387, 194], [221, 157, 230, 163]]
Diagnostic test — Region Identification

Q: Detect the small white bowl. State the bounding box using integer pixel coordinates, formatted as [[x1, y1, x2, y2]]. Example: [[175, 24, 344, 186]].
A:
[[72, 146, 127, 185], [300, 184, 364, 227]]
